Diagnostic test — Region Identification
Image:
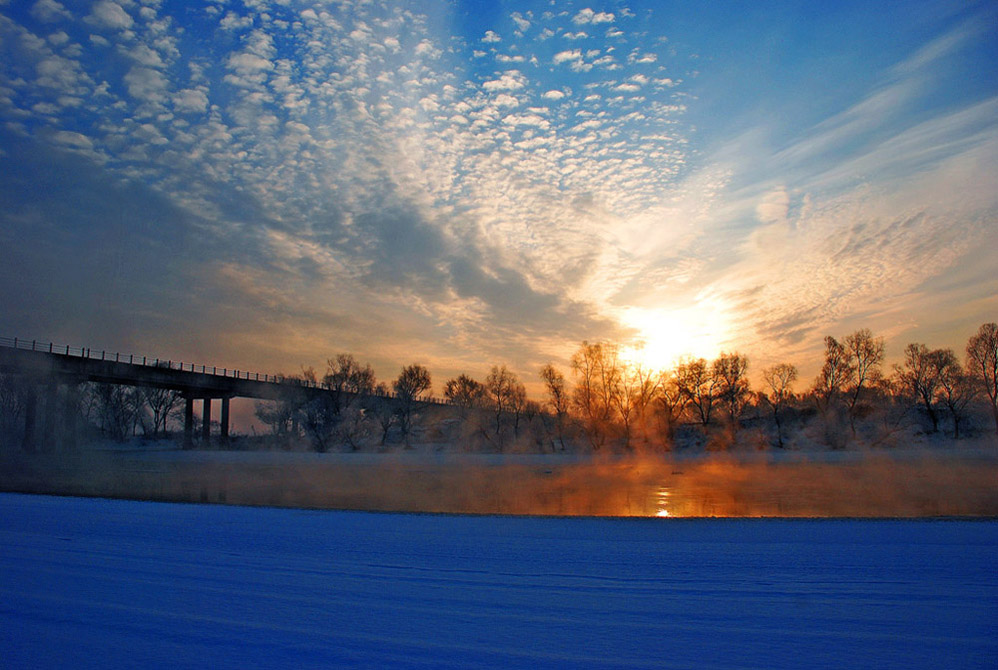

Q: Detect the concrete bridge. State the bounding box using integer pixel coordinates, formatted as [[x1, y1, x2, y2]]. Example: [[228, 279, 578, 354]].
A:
[[0, 337, 431, 450]]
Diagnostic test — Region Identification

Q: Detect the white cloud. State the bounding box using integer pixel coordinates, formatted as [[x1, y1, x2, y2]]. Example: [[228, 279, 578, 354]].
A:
[[482, 30, 501, 43], [31, 0, 72, 22], [87, 1, 133, 31], [573, 9, 615, 25], [755, 187, 789, 225], [173, 88, 209, 113], [123, 66, 167, 101], [564, 31, 588, 40], [542, 90, 566, 100], [219, 12, 253, 31], [553, 49, 582, 65], [482, 70, 525, 91], [511, 12, 530, 33], [52, 130, 93, 149], [493, 93, 519, 107]]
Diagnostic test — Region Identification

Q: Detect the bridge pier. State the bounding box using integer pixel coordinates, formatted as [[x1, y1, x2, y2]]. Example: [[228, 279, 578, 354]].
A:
[[21, 386, 37, 453], [183, 396, 194, 449], [202, 398, 212, 446], [220, 397, 230, 443]]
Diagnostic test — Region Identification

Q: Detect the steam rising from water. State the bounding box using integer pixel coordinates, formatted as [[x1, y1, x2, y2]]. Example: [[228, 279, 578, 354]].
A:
[[3, 447, 996, 517]]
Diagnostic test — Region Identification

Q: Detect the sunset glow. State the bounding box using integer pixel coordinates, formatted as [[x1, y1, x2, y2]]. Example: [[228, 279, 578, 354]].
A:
[[0, 1, 994, 380]]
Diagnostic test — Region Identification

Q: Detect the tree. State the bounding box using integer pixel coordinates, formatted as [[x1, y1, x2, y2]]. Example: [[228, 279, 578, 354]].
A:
[[712, 352, 750, 427], [812, 336, 853, 411], [654, 370, 686, 444], [324, 354, 376, 413], [936, 349, 976, 439], [371, 381, 396, 445], [675, 357, 716, 427], [570, 341, 621, 450], [444, 374, 486, 415], [761, 363, 798, 449], [91, 383, 139, 441], [895, 344, 946, 432], [540, 364, 570, 451], [139, 385, 183, 437], [966, 322, 998, 435], [394, 364, 431, 446], [485, 365, 526, 450], [843, 329, 885, 435]]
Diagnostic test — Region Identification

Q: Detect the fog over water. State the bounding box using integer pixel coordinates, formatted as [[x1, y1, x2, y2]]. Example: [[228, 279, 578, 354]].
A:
[[3, 445, 996, 517]]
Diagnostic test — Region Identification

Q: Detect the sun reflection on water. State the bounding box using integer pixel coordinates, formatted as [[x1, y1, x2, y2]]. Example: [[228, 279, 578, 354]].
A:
[[656, 488, 671, 517]]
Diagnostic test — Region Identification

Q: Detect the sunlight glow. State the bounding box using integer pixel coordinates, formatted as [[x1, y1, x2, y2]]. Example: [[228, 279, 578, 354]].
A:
[[619, 298, 731, 372]]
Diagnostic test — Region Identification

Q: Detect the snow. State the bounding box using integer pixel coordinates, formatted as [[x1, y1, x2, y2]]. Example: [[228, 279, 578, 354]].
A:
[[1, 493, 996, 669]]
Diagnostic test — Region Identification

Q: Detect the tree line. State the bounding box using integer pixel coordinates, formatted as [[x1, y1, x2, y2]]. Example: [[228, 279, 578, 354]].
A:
[[0, 322, 995, 452]]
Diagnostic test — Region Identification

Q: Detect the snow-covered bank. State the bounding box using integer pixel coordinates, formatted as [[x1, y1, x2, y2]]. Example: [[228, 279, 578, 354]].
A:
[[1, 493, 995, 669]]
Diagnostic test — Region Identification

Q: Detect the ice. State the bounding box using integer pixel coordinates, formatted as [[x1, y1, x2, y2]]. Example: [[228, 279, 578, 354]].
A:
[[1, 493, 995, 668]]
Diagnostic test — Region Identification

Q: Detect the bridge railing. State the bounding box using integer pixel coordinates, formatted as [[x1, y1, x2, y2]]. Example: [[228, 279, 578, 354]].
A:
[[0, 336, 448, 405], [0, 336, 297, 385]]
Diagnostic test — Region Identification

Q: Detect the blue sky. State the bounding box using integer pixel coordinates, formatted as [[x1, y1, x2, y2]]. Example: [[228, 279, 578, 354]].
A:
[[1, 0, 995, 387]]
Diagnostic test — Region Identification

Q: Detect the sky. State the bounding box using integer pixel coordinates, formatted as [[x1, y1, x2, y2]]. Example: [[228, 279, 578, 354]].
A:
[[1, 0, 996, 392]]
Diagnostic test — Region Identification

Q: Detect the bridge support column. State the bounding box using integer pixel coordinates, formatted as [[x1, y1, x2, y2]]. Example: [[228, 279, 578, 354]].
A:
[[183, 396, 194, 449], [202, 398, 212, 446], [220, 397, 230, 444], [22, 386, 37, 453], [64, 384, 79, 451], [41, 381, 57, 453]]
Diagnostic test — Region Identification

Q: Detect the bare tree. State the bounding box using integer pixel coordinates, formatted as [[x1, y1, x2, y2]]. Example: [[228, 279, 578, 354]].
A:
[[139, 385, 183, 437], [895, 344, 946, 432], [570, 341, 621, 450], [843, 329, 885, 435], [713, 352, 750, 427], [485, 365, 526, 450], [812, 336, 853, 412], [394, 364, 431, 447], [966, 322, 998, 435], [654, 370, 686, 445], [91, 383, 140, 441], [676, 357, 716, 427], [444, 374, 486, 415], [761, 363, 798, 449], [540, 364, 569, 451], [371, 381, 396, 445], [936, 349, 976, 439], [324, 354, 376, 413]]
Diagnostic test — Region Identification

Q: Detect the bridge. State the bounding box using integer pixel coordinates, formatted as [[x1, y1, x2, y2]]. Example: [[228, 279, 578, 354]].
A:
[[0, 337, 440, 451]]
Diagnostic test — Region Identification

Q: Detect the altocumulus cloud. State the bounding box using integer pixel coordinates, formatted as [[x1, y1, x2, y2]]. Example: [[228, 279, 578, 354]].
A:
[[0, 0, 995, 384]]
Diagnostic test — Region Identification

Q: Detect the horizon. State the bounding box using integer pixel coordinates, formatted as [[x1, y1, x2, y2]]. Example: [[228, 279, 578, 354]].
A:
[[2, 0, 996, 392]]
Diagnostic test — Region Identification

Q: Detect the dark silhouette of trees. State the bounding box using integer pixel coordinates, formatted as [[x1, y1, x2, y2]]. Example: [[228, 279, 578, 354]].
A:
[[761, 363, 797, 449], [713, 352, 750, 427], [394, 364, 431, 446], [676, 357, 716, 427], [896, 344, 946, 432], [444, 374, 486, 414], [571, 341, 621, 450], [966, 322, 998, 435], [843, 329, 885, 435], [540, 364, 569, 451], [936, 349, 976, 438]]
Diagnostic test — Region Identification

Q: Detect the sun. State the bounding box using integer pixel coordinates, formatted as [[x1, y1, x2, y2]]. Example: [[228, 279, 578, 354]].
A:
[[619, 299, 731, 372]]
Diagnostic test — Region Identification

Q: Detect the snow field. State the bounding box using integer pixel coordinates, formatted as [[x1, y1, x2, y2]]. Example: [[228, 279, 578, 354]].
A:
[[1, 493, 996, 669]]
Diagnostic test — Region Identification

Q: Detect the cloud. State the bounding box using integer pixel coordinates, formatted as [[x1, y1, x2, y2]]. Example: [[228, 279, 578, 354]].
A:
[[755, 187, 789, 225], [573, 9, 615, 25], [173, 88, 209, 113], [86, 1, 133, 31], [31, 0, 72, 22], [553, 49, 581, 65], [542, 90, 566, 100], [482, 30, 501, 43], [482, 70, 525, 91]]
